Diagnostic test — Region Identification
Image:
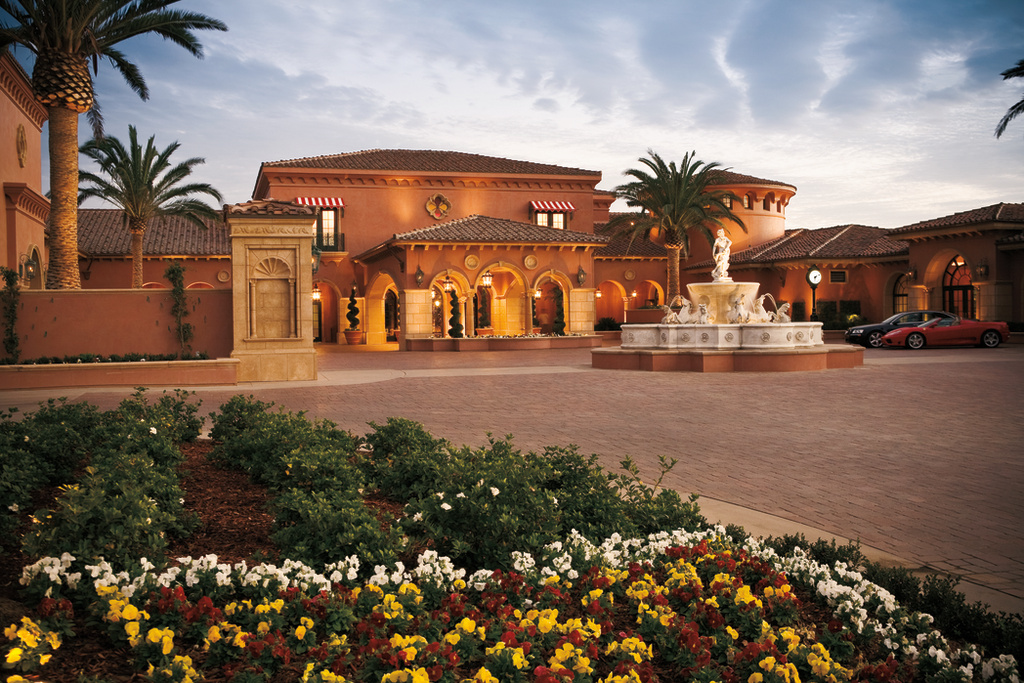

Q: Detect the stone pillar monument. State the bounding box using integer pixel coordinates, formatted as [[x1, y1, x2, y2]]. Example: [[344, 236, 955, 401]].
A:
[[225, 200, 318, 382]]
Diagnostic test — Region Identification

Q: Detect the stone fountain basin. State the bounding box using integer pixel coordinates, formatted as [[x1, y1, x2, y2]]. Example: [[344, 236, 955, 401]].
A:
[[620, 322, 824, 350]]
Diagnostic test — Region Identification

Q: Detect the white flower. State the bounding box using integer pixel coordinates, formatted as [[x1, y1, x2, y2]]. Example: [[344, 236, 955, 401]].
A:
[[150, 427, 157, 435], [441, 503, 452, 511], [413, 512, 423, 522], [8, 503, 18, 512], [490, 487, 500, 497], [456, 492, 466, 499]]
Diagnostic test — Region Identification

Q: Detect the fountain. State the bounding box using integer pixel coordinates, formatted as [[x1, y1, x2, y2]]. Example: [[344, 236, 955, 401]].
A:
[[591, 230, 863, 371]]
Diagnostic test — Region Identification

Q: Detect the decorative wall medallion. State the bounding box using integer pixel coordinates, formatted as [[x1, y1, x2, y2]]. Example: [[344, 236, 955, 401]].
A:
[[16, 124, 28, 168], [810, 330, 816, 340], [796, 331, 805, 341], [682, 333, 690, 342], [523, 254, 538, 270], [760, 332, 770, 342], [725, 332, 734, 342], [624, 269, 636, 281], [700, 332, 709, 342], [464, 254, 480, 270], [425, 193, 451, 219], [661, 331, 668, 342], [624, 332, 634, 343], [787, 332, 792, 341], [217, 269, 231, 283]]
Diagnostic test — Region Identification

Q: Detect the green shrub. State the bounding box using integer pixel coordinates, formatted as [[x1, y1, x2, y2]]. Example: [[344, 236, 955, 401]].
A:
[[270, 488, 400, 567], [360, 417, 455, 500], [594, 317, 622, 331], [209, 409, 358, 491], [208, 394, 277, 444], [108, 388, 203, 444], [609, 455, 704, 536], [22, 422, 195, 568], [539, 445, 631, 541]]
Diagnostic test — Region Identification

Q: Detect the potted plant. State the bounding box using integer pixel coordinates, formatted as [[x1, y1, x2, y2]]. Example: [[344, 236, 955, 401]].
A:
[[343, 287, 362, 345]]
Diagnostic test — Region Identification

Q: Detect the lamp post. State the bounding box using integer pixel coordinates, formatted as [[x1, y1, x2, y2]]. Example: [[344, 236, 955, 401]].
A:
[[806, 265, 822, 321]]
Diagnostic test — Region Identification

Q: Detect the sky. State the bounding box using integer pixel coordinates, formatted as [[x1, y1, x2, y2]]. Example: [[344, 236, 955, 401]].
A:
[[15, 0, 1024, 229]]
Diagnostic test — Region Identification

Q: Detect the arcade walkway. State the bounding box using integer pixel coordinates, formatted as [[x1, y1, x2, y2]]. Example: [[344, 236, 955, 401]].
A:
[[2, 344, 1022, 613]]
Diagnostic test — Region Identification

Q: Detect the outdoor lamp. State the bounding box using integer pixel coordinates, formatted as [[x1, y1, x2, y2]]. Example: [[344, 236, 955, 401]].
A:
[[443, 273, 454, 291], [806, 265, 822, 321], [312, 284, 321, 301], [311, 245, 322, 273], [19, 254, 37, 280], [577, 266, 587, 285], [535, 289, 541, 299], [481, 270, 493, 288], [595, 290, 602, 299]]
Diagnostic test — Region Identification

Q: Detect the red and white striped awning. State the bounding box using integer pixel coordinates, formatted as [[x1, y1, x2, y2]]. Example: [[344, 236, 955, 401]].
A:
[[294, 197, 345, 207], [530, 200, 576, 212]]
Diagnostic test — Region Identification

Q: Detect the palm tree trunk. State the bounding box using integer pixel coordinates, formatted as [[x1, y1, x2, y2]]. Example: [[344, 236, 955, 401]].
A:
[[45, 106, 81, 289], [666, 245, 682, 302], [129, 219, 146, 288]]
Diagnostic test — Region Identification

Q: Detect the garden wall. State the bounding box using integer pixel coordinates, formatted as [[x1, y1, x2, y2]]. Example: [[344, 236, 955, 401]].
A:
[[13, 289, 233, 360]]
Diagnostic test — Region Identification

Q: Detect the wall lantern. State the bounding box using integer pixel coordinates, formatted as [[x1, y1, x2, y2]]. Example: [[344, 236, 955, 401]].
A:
[[442, 273, 454, 291], [311, 245, 322, 273], [577, 266, 587, 286], [311, 283, 321, 301], [907, 266, 917, 282], [534, 289, 542, 299], [595, 290, 602, 299], [19, 254, 38, 280], [481, 270, 493, 288], [631, 290, 637, 298], [975, 260, 989, 279], [415, 265, 424, 287]]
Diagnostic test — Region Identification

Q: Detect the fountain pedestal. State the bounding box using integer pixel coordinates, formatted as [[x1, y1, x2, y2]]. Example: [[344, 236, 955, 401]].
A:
[[686, 280, 760, 324]]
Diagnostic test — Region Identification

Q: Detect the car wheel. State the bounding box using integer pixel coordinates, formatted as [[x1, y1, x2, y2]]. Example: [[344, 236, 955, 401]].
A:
[[980, 330, 1002, 348], [906, 332, 926, 350], [866, 331, 884, 348]]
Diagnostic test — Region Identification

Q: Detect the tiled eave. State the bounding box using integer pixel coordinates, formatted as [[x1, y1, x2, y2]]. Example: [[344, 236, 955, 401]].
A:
[[888, 224, 1019, 243]]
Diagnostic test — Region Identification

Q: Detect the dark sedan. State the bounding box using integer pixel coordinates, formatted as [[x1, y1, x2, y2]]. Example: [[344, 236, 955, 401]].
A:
[[845, 310, 955, 348]]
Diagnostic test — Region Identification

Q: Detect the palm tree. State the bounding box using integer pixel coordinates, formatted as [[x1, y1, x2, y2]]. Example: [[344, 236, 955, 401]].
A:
[[78, 125, 222, 288], [0, 1, 226, 289], [995, 58, 1024, 139], [603, 150, 746, 302]]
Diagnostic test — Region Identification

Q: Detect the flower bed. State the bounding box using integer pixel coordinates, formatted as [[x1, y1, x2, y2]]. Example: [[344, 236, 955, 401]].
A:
[[1, 396, 1021, 682]]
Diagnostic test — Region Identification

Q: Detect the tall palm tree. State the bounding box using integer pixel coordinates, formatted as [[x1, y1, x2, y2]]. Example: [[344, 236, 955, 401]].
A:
[[603, 150, 746, 302], [78, 125, 222, 288], [995, 58, 1024, 139], [0, 1, 226, 289]]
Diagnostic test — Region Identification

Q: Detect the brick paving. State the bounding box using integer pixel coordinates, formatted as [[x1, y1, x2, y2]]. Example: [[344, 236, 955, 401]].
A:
[[2, 344, 1022, 611]]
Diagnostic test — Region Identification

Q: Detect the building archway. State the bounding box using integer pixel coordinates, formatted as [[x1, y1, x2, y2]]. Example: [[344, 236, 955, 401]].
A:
[[366, 270, 400, 344], [532, 270, 573, 335], [595, 280, 628, 323], [475, 261, 529, 335]]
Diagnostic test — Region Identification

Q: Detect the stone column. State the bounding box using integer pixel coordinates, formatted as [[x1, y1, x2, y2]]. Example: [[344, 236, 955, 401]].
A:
[[400, 288, 433, 347], [226, 200, 318, 382], [569, 288, 596, 334]]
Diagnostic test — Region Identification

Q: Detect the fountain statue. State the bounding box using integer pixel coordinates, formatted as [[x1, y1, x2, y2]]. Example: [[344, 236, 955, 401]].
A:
[[616, 230, 823, 350]]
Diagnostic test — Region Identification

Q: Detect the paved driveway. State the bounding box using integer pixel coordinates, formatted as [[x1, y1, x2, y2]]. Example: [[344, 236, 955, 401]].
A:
[[3, 344, 1022, 612]]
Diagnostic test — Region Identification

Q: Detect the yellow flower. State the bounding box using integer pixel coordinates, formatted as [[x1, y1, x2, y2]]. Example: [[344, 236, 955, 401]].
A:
[[6, 647, 23, 663], [759, 656, 777, 671], [125, 621, 140, 639], [474, 667, 499, 682], [3, 624, 16, 640], [39, 653, 51, 665], [295, 624, 307, 640], [726, 625, 739, 640], [122, 604, 140, 620], [748, 675, 764, 683]]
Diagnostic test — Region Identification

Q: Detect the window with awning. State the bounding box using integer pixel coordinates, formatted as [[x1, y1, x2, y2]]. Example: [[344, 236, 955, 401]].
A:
[[295, 198, 345, 251], [530, 201, 575, 230]]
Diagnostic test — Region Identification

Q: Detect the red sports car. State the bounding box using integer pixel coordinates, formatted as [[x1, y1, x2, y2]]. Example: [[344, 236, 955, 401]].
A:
[[881, 316, 1010, 349]]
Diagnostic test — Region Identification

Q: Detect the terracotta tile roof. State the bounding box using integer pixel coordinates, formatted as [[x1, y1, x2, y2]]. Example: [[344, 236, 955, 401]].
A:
[[77, 208, 230, 257], [225, 199, 317, 217], [890, 202, 1024, 233], [707, 169, 796, 191], [594, 229, 667, 258], [392, 215, 609, 244], [263, 149, 601, 177], [685, 225, 907, 269]]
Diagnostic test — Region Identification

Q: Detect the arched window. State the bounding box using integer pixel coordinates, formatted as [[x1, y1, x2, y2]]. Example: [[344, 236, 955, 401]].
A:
[[892, 273, 908, 314], [942, 256, 974, 318]]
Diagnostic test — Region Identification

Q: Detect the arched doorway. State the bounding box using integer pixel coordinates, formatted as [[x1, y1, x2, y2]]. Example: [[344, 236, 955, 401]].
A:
[[384, 289, 400, 342], [943, 256, 974, 318]]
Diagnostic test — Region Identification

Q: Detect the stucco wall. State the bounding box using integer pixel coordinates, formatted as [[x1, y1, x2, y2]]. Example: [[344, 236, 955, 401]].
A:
[[12, 289, 233, 360]]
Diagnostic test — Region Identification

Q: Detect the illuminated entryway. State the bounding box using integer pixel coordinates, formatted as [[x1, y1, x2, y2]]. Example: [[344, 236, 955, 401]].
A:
[[943, 256, 975, 318]]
